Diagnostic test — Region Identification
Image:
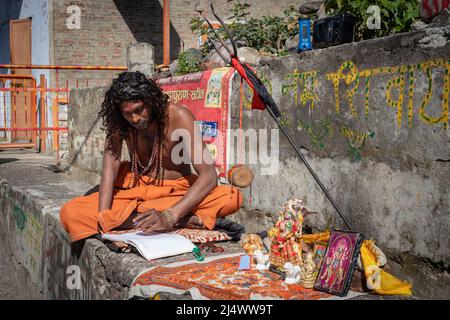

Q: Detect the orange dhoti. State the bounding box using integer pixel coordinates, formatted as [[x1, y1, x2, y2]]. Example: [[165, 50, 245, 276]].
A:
[[60, 162, 244, 242]]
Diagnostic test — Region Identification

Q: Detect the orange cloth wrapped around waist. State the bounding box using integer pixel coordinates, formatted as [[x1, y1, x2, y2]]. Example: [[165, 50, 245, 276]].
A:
[[60, 162, 243, 242]]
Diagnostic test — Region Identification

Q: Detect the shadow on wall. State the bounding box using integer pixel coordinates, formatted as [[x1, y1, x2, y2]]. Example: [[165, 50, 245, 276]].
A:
[[0, 158, 18, 164], [113, 0, 181, 64], [69, 114, 101, 168]]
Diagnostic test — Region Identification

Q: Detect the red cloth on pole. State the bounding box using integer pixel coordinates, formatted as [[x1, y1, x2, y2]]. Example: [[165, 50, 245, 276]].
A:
[[230, 57, 265, 111]]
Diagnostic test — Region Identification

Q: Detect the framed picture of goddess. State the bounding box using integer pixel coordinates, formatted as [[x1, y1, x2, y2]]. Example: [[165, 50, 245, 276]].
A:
[[313, 230, 364, 296]]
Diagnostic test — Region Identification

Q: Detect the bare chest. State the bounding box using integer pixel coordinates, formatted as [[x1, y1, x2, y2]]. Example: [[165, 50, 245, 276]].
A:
[[125, 134, 190, 177]]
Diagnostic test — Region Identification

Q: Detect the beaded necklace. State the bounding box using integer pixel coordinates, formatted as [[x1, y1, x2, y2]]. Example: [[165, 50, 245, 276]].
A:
[[136, 133, 158, 174], [128, 128, 164, 188]]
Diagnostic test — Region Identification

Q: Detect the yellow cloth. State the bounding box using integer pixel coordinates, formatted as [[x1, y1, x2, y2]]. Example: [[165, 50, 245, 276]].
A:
[[360, 240, 413, 296], [302, 233, 413, 296], [301, 231, 330, 244]]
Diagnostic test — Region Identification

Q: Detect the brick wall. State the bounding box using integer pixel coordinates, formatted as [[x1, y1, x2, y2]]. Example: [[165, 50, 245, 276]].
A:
[[51, 0, 198, 87], [51, 0, 301, 87]]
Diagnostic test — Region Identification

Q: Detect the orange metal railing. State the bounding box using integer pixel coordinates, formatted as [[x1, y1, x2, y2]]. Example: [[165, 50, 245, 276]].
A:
[[0, 64, 127, 70], [0, 64, 127, 160]]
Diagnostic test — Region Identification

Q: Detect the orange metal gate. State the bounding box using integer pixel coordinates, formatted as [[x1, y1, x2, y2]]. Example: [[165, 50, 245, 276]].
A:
[[0, 64, 127, 154], [0, 74, 37, 148]]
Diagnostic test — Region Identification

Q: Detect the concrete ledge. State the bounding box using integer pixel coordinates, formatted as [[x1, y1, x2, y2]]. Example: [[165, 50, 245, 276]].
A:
[[0, 150, 143, 299]]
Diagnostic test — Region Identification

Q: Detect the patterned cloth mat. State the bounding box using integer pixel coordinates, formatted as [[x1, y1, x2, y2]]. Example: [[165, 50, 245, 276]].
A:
[[130, 253, 366, 300], [171, 228, 232, 243]]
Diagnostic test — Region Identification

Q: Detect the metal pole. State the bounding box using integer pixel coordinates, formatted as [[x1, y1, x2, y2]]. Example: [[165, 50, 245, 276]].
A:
[[55, 69, 60, 165], [31, 77, 37, 150], [39, 74, 47, 152], [163, 0, 170, 66]]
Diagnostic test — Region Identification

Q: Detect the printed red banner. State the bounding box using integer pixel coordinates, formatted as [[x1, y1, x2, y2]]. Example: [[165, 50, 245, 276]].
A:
[[157, 68, 235, 178]]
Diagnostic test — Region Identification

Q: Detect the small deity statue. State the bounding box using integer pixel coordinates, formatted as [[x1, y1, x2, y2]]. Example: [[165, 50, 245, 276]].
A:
[[299, 252, 317, 288], [253, 250, 270, 270], [268, 198, 305, 269], [284, 262, 301, 284], [241, 233, 264, 256]]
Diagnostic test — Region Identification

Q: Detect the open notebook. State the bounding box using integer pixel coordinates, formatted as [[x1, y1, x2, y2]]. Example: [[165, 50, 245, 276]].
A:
[[101, 231, 196, 260]]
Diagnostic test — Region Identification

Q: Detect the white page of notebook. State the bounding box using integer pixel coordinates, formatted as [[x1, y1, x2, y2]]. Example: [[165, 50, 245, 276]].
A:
[[101, 232, 196, 260]]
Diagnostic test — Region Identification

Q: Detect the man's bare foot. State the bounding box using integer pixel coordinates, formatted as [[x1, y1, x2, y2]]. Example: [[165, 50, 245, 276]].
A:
[[175, 214, 204, 229], [111, 241, 131, 253]]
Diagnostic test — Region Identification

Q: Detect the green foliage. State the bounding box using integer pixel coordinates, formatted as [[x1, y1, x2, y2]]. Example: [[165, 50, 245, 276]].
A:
[[175, 50, 202, 76], [346, 130, 375, 162], [191, 1, 299, 56], [297, 118, 334, 151], [280, 112, 292, 128], [325, 0, 419, 41]]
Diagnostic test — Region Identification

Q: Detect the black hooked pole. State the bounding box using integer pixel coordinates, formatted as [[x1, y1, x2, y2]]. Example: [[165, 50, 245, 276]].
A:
[[204, 1, 353, 231]]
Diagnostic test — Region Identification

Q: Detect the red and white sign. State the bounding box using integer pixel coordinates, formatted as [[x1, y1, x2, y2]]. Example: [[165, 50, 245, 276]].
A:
[[420, 0, 450, 20], [157, 67, 236, 178]]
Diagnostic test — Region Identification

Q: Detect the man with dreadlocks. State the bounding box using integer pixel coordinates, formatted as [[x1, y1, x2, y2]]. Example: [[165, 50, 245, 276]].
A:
[[60, 71, 243, 244]]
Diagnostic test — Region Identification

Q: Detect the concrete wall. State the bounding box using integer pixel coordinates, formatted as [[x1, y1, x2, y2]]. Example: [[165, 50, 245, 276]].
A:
[[0, 176, 133, 299], [234, 25, 450, 267], [0, 168, 96, 299], [0, 152, 152, 299], [68, 86, 114, 184]]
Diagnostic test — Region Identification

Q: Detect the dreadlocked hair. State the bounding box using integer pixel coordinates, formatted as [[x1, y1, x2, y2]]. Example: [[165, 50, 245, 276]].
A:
[[99, 71, 169, 154]]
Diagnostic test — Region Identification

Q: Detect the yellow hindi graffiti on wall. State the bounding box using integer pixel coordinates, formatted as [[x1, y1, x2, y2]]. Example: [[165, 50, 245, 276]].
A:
[[326, 59, 449, 129], [248, 58, 450, 130]]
